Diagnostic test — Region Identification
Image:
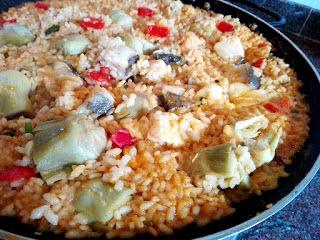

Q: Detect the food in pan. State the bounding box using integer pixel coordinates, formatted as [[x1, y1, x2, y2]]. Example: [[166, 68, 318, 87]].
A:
[[0, 0, 309, 238]]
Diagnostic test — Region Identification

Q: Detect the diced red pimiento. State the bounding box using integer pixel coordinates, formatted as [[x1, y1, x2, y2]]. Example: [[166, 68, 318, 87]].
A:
[[138, 7, 156, 17], [263, 103, 278, 113], [34, 2, 50, 10], [252, 58, 264, 68], [217, 21, 235, 33], [264, 97, 292, 114], [80, 17, 105, 30], [111, 129, 138, 149], [87, 66, 113, 83], [0, 17, 16, 27], [146, 25, 169, 38], [0, 166, 37, 182]]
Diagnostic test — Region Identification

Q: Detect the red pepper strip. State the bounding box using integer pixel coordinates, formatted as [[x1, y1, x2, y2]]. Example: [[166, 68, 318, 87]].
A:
[[0, 17, 16, 27], [34, 2, 50, 10], [137, 7, 156, 17], [264, 97, 292, 114], [217, 21, 235, 33], [87, 66, 113, 83], [146, 25, 169, 38], [111, 129, 138, 149], [252, 58, 264, 68], [80, 17, 105, 30], [0, 166, 37, 182]]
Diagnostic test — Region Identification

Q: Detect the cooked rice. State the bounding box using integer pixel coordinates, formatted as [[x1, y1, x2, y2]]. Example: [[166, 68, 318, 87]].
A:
[[0, 0, 310, 239]]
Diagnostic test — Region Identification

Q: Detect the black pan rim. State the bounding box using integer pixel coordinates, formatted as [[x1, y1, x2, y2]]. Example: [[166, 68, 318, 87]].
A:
[[0, 0, 319, 239]]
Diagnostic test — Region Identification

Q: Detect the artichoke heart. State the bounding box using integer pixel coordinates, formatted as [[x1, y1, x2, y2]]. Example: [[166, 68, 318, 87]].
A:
[[56, 34, 89, 55], [41, 167, 72, 185], [235, 115, 269, 139], [251, 125, 283, 167], [0, 70, 32, 117], [185, 144, 237, 177], [122, 35, 156, 55], [0, 24, 34, 46], [32, 115, 107, 183], [109, 10, 133, 28], [74, 179, 133, 223]]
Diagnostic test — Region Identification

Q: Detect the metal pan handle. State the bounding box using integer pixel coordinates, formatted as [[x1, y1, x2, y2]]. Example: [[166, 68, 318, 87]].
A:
[[215, 0, 286, 27]]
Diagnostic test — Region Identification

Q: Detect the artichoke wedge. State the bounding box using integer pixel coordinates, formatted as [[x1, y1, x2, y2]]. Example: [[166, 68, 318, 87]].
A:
[[109, 10, 133, 28], [0, 24, 34, 46], [41, 167, 72, 185], [74, 180, 133, 223], [238, 175, 251, 190], [122, 35, 156, 55], [250, 124, 283, 167], [56, 34, 89, 55], [185, 144, 237, 177], [32, 115, 107, 183], [0, 70, 32, 117], [235, 115, 268, 139]]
